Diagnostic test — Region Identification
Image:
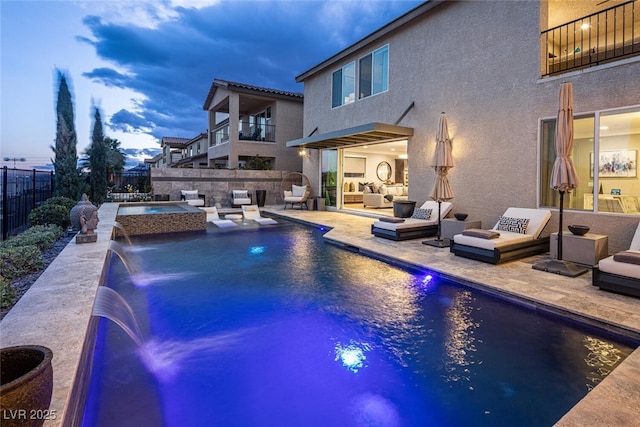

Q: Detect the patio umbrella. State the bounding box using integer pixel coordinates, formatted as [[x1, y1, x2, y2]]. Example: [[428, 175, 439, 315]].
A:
[[533, 82, 587, 277], [423, 112, 454, 248]]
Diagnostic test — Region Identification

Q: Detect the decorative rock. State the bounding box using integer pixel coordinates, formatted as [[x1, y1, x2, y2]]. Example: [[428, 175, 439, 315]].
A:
[[0, 345, 53, 427]]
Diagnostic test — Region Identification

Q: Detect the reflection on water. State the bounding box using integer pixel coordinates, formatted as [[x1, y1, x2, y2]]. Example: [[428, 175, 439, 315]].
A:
[[443, 290, 479, 385], [583, 336, 624, 390]]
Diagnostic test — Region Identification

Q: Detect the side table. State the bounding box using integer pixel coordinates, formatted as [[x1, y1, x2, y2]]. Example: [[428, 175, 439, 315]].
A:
[[550, 232, 608, 267], [441, 218, 482, 240]]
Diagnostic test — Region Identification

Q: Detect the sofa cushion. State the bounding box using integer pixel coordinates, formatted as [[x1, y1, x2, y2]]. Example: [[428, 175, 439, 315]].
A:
[[233, 190, 248, 198]]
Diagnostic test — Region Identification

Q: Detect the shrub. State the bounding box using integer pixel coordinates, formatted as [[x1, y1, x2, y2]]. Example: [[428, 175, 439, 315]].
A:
[[0, 245, 43, 280], [43, 196, 77, 212], [28, 203, 70, 229], [0, 276, 18, 310], [1, 225, 64, 252]]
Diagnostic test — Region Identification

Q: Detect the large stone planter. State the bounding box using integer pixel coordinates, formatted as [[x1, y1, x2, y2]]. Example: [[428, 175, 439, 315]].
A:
[[0, 345, 54, 427]]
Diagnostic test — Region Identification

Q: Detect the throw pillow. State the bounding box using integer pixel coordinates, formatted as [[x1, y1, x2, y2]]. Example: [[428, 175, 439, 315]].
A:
[[233, 190, 248, 198], [185, 193, 199, 200], [349, 182, 355, 192], [292, 184, 306, 197], [613, 251, 640, 265], [496, 216, 530, 234], [384, 194, 394, 202], [379, 217, 405, 223], [284, 190, 293, 197], [344, 182, 350, 192], [363, 186, 372, 193], [462, 229, 501, 239], [411, 208, 432, 220]]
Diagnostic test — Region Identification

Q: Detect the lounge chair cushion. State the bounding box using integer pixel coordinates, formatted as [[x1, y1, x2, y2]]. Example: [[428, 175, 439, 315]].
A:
[[181, 190, 199, 200], [284, 196, 305, 203], [284, 190, 293, 197], [379, 217, 405, 223], [200, 207, 237, 227], [497, 216, 530, 234], [613, 251, 640, 265], [292, 185, 307, 197], [371, 200, 452, 231], [411, 208, 432, 220], [454, 230, 533, 250], [462, 229, 500, 239], [599, 250, 640, 279]]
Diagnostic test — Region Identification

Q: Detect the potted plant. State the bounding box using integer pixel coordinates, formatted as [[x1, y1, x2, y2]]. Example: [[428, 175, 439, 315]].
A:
[[1, 345, 54, 427]]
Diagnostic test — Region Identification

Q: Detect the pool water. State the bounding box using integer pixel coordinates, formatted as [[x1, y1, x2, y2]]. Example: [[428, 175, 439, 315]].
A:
[[117, 204, 188, 215], [82, 222, 636, 427]]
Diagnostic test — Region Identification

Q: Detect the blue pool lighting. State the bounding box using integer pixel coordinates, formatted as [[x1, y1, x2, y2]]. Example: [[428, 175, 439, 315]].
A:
[[249, 246, 266, 255], [335, 341, 370, 373]]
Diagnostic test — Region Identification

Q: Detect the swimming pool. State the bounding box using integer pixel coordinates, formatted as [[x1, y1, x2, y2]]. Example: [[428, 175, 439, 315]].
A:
[[81, 222, 636, 427]]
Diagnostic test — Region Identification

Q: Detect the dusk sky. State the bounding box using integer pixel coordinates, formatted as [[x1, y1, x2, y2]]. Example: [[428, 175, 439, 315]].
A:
[[1, 0, 423, 170]]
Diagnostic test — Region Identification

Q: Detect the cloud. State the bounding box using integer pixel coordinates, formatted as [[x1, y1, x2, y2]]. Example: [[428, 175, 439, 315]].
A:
[[77, 0, 421, 142]]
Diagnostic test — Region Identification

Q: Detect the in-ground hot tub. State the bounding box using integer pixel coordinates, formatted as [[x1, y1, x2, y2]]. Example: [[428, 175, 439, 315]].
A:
[[115, 202, 206, 236]]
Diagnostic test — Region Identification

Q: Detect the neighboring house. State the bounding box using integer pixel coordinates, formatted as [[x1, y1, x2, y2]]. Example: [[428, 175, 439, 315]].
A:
[[288, 0, 640, 251], [172, 133, 209, 168], [202, 79, 304, 170], [145, 152, 163, 168], [160, 136, 190, 168]]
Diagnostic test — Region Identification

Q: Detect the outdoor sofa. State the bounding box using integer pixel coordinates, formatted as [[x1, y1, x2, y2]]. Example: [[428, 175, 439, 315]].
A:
[[592, 222, 640, 298], [371, 200, 453, 241], [450, 207, 552, 264]]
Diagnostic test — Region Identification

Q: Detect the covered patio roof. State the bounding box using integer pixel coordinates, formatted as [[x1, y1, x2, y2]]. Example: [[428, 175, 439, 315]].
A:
[[286, 122, 414, 150]]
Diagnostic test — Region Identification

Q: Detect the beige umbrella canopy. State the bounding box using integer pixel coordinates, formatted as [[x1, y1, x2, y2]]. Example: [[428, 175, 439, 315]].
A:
[[424, 112, 454, 248], [532, 82, 587, 277], [430, 112, 455, 202]]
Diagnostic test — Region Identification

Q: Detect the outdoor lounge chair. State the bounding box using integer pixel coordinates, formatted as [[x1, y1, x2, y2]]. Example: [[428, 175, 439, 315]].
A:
[[371, 200, 453, 241], [280, 172, 311, 210], [450, 207, 552, 264], [592, 222, 640, 298], [242, 205, 278, 225], [232, 190, 252, 207], [180, 190, 205, 207], [200, 207, 237, 228]]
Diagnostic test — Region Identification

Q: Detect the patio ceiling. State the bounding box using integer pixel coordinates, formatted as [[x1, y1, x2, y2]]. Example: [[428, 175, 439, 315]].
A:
[[286, 122, 414, 150]]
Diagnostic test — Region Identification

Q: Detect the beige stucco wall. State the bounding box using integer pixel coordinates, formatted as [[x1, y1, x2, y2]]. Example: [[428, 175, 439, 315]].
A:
[[300, 0, 640, 253]]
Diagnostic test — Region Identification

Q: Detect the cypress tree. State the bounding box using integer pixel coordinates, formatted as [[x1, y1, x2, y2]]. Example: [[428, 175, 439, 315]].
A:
[[52, 72, 85, 200], [89, 107, 107, 205]]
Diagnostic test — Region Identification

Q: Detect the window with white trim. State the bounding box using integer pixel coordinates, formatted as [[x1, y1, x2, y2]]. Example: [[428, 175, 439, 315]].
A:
[[332, 62, 355, 108]]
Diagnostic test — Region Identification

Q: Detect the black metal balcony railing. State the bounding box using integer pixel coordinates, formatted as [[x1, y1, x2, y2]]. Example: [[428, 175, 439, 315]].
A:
[[211, 122, 276, 147], [542, 0, 639, 76]]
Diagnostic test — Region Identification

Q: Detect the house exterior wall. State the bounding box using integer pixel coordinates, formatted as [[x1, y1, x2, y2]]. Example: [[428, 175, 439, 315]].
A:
[[205, 86, 303, 171], [300, 0, 640, 253]]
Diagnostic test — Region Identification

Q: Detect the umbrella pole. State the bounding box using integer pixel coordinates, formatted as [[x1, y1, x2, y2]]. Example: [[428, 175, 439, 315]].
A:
[[532, 189, 587, 277], [437, 201, 442, 241], [422, 200, 450, 248], [558, 190, 564, 261]]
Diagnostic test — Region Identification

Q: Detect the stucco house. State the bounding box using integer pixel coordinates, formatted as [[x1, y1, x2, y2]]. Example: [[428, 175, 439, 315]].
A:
[[287, 0, 640, 252], [203, 79, 304, 171]]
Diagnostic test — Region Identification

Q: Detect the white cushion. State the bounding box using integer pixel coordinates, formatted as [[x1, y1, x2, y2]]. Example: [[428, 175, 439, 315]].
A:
[[373, 217, 437, 231], [284, 196, 304, 202], [599, 251, 640, 279], [630, 222, 640, 251], [292, 185, 306, 197], [233, 190, 248, 198], [201, 207, 220, 220], [453, 230, 534, 250], [284, 190, 293, 197], [417, 200, 453, 221]]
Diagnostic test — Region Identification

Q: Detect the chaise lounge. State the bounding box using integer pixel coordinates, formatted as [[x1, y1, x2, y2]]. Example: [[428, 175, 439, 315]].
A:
[[371, 200, 453, 241], [181, 190, 205, 207], [592, 222, 640, 298], [242, 205, 278, 225], [450, 207, 552, 264], [200, 207, 237, 228]]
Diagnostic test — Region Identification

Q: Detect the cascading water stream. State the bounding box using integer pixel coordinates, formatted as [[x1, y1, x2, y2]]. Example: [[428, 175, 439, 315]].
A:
[[92, 286, 145, 349], [113, 222, 132, 246]]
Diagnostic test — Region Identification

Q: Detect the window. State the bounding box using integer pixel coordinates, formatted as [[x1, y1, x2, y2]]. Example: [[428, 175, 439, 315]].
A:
[[359, 45, 389, 99], [540, 107, 640, 215], [332, 62, 355, 108]]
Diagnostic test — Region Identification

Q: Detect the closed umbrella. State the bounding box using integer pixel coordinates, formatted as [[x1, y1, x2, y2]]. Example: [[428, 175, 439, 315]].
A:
[[424, 112, 454, 248], [533, 83, 587, 277]]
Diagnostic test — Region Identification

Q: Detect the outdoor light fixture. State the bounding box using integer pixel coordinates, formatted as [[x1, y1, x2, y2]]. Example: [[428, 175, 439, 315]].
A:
[[298, 148, 310, 158], [3, 157, 26, 168]]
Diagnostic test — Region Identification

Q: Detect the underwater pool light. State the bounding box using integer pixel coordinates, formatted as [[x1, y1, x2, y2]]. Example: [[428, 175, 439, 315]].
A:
[[249, 246, 266, 255], [335, 340, 370, 373]]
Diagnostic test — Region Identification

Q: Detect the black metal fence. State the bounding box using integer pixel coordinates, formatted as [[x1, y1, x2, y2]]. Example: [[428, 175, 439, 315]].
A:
[[542, 0, 639, 76], [1, 166, 55, 240]]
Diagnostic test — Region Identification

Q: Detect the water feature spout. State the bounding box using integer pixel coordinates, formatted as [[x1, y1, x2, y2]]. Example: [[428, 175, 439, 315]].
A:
[[92, 287, 145, 349], [113, 222, 132, 246], [108, 240, 141, 277]]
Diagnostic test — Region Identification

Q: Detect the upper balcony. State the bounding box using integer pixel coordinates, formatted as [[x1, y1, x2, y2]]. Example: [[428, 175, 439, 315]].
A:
[[210, 121, 276, 147], [542, 0, 639, 77]]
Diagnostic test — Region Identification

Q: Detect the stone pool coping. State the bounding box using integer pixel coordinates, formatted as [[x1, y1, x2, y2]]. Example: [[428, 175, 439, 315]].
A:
[[0, 203, 637, 425]]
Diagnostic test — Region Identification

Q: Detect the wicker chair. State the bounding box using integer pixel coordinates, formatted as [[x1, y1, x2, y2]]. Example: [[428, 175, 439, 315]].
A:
[[280, 172, 311, 210]]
